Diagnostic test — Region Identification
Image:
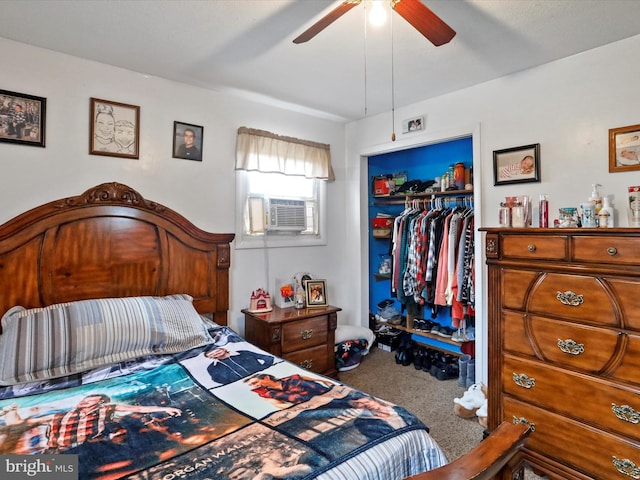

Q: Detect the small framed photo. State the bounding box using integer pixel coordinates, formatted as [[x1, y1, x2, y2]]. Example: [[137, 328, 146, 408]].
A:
[[493, 143, 540, 186], [90, 97, 139, 159], [0, 89, 46, 147], [609, 123, 640, 172], [173, 121, 203, 161], [402, 116, 424, 134], [304, 279, 328, 308]]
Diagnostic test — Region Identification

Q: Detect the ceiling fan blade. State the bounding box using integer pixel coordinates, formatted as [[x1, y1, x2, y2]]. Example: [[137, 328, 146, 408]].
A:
[[293, 1, 362, 44], [393, 0, 456, 46]]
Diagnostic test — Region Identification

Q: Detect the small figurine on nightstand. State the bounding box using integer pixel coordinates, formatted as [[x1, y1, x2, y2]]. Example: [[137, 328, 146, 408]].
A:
[[248, 288, 272, 313]]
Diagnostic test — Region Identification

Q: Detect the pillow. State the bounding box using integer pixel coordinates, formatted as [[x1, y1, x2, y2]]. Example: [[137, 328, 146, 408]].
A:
[[0, 294, 212, 385]]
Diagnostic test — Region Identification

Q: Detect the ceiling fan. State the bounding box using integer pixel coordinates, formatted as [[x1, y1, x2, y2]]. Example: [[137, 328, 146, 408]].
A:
[[293, 0, 456, 46]]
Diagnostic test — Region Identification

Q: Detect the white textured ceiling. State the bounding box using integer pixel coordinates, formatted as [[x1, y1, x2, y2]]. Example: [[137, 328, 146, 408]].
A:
[[2, 0, 640, 121]]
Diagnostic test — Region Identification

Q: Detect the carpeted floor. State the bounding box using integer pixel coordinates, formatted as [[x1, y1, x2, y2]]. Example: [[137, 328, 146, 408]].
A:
[[339, 346, 544, 479]]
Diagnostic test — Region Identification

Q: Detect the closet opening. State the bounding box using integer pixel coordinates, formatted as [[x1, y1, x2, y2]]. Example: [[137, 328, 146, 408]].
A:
[[367, 135, 476, 363]]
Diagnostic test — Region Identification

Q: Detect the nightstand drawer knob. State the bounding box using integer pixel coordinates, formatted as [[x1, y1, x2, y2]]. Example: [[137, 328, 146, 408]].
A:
[[612, 403, 640, 424], [608, 247, 618, 256], [301, 329, 314, 340], [527, 244, 536, 252], [613, 456, 640, 478], [557, 338, 584, 355], [300, 359, 313, 369], [513, 373, 536, 389], [556, 290, 584, 306]]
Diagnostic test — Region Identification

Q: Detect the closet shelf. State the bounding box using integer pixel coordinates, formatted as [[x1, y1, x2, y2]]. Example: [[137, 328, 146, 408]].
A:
[[373, 188, 473, 205], [376, 321, 473, 348], [373, 273, 391, 281]]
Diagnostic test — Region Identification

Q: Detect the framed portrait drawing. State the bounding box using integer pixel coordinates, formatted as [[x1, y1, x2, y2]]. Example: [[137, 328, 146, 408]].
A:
[[304, 279, 328, 308], [173, 121, 203, 161], [0, 89, 46, 147], [609, 123, 640, 173], [493, 143, 540, 186], [90, 98, 140, 159]]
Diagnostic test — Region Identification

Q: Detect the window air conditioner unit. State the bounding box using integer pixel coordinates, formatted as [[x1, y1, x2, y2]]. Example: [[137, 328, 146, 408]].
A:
[[266, 198, 306, 232]]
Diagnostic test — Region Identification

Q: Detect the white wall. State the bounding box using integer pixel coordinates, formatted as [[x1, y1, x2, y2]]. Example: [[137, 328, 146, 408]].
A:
[[0, 38, 351, 334], [4, 34, 640, 384], [345, 34, 640, 383]]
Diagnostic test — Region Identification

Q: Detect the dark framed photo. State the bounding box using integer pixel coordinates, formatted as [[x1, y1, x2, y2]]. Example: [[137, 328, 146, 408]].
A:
[[609, 123, 640, 172], [90, 97, 139, 159], [493, 143, 540, 186], [304, 279, 328, 308], [0, 89, 46, 147], [173, 121, 203, 161]]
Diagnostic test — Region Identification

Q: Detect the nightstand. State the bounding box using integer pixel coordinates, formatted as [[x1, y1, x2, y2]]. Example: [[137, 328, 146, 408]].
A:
[[242, 305, 341, 379]]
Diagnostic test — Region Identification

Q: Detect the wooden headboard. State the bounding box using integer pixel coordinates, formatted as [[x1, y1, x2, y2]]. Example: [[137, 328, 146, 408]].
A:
[[0, 182, 234, 326]]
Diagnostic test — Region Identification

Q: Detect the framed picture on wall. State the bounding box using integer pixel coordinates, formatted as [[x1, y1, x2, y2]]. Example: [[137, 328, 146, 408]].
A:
[[609, 123, 640, 172], [493, 143, 540, 186], [0, 89, 46, 147], [173, 121, 203, 161], [304, 279, 328, 308], [90, 97, 140, 159]]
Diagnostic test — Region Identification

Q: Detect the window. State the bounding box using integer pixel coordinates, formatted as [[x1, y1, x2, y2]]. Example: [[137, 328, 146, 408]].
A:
[[234, 127, 332, 249]]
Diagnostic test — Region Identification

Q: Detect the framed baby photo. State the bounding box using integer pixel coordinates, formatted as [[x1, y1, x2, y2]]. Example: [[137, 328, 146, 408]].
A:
[[0, 89, 46, 147], [173, 121, 203, 161], [493, 143, 540, 186], [90, 97, 140, 159], [609, 123, 640, 173], [304, 279, 328, 308]]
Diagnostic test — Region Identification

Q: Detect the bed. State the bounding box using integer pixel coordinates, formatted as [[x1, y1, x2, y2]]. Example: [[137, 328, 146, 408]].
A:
[[0, 182, 529, 480]]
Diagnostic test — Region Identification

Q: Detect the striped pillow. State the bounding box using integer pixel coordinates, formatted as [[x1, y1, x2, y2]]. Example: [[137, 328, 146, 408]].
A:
[[0, 294, 212, 385]]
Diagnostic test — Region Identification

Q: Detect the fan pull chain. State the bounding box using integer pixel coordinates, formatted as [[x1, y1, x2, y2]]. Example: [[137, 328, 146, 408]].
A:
[[363, 0, 368, 117], [390, 10, 396, 141]]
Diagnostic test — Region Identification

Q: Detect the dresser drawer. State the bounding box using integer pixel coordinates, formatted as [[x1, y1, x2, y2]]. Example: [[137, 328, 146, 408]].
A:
[[501, 234, 568, 261], [281, 316, 328, 354], [501, 269, 539, 311], [283, 344, 329, 374], [503, 396, 640, 480], [503, 354, 640, 439], [524, 314, 620, 372], [607, 277, 640, 331], [573, 235, 640, 265], [527, 272, 618, 326]]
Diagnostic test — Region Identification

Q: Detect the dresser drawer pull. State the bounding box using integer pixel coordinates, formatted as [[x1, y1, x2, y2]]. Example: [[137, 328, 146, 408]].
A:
[[301, 329, 314, 340], [612, 403, 640, 424], [513, 373, 536, 389], [556, 290, 584, 306], [613, 456, 640, 479], [512, 416, 535, 432], [527, 244, 536, 252], [557, 338, 584, 355], [607, 247, 618, 256], [300, 359, 313, 369]]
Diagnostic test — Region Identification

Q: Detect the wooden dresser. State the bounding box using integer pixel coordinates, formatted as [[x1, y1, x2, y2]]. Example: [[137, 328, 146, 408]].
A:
[[483, 228, 640, 480], [242, 305, 340, 379]]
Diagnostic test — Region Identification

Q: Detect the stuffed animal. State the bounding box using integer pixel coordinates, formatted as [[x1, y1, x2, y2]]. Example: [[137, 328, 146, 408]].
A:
[[476, 397, 488, 428], [453, 383, 486, 418]]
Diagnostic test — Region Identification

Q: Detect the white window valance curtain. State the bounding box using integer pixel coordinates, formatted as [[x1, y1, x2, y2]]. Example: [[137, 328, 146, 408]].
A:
[[235, 127, 335, 181]]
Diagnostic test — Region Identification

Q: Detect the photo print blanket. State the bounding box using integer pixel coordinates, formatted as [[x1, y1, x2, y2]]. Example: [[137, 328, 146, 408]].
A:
[[0, 326, 441, 479]]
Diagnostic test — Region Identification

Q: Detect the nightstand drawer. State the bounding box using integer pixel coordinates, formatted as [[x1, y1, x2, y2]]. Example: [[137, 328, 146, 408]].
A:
[[283, 344, 330, 374], [281, 316, 328, 354]]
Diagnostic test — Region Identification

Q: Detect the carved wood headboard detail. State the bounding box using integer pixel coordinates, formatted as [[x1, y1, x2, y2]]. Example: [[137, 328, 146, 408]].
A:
[[0, 182, 234, 326]]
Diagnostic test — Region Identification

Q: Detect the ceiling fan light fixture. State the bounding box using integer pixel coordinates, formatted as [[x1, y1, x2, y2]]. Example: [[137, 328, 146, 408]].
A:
[[368, 0, 387, 27]]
